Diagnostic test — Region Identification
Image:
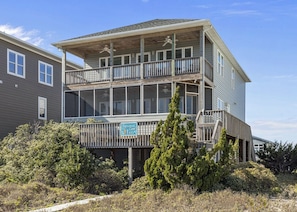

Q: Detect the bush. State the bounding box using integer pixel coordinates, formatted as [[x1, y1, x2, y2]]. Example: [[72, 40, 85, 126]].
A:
[[0, 122, 94, 190], [129, 176, 152, 192], [85, 158, 129, 194], [257, 142, 297, 174], [223, 161, 279, 194]]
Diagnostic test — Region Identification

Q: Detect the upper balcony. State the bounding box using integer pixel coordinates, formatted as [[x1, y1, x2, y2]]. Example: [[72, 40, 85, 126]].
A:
[[65, 57, 213, 86]]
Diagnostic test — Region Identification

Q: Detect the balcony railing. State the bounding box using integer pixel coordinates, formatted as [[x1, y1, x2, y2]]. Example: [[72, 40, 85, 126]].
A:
[[79, 121, 159, 148], [65, 57, 212, 85]]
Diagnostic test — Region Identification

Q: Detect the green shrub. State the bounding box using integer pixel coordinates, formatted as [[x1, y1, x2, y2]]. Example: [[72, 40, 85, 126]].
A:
[[257, 142, 297, 174], [129, 176, 152, 192], [223, 161, 279, 194]]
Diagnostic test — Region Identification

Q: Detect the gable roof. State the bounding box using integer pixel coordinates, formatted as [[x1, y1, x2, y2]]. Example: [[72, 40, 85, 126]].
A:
[[53, 18, 251, 82], [69, 19, 198, 41]]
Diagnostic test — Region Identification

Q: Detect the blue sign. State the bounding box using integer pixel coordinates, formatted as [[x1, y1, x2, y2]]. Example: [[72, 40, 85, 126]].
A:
[[120, 122, 138, 137]]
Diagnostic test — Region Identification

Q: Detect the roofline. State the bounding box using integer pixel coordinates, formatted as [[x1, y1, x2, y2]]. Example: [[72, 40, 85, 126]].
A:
[[206, 27, 251, 82], [52, 18, 250, 82], [0, 31, 81, 69], [252, 135, 274, 143], [52, 19, 211, 48]]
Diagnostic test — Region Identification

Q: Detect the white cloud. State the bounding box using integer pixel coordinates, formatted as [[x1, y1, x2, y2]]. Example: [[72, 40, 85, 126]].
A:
[[0, 24, 43, 46], [194, 5, 210, 9], [231, 2, 254, 7], [222, 9, 260, 16], [250, 120, 297, 143]]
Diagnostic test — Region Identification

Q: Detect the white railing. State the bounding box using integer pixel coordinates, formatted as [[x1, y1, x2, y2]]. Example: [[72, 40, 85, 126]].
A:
[[65, 57, 211, 85], [175, 57, 200, 75], [143, 60, 171, 78]]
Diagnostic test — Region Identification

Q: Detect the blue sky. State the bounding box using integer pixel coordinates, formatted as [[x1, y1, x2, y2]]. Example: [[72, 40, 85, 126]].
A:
[[1, 0, 297, 143]]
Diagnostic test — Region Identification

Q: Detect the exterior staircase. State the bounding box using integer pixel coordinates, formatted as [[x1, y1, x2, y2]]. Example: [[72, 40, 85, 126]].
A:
[[194, 110, 256, 162]]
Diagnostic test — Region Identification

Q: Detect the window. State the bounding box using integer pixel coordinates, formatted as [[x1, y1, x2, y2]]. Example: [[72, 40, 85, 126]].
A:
[[217, 51, 224, 76], [231, 68, 235, 89], [95, 89, 110, 116], [136, 52, 150, 63], [7, 49, 25, 78], [156, 47, 192, 61], [65, 91, 79, 117], [38, 97, 47, 120], [39, 61, 53, 86], [217, 98, 224, 110], [99, 54, 131, 67]]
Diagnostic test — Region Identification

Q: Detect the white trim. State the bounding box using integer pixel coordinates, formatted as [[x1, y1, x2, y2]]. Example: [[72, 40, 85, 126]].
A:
[[156, 46, 193, 60], [136, 52, 151, 63], [99, 54, 131, 67], [38, 96, 47, 120], [38, 60, 53, 86], [217, 50, 224, 77], [217, 98, 224, 110], [231, 68, 235, 90], [7, 49, 26, 78]]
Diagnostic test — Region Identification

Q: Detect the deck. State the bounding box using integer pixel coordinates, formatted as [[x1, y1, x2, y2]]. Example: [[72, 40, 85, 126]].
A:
[[65, 57, 213, 85], [79, 110, 254, 158]]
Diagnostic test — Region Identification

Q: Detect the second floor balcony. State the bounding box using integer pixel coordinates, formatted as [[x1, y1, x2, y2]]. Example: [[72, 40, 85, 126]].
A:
[[65, 57, 213, 86]]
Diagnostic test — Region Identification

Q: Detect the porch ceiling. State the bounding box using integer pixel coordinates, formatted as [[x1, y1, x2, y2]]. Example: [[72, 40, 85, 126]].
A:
[[63, 28, 201, 58]]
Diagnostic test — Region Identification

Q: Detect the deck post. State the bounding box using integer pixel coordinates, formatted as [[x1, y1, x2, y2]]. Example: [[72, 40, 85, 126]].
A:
[[242, 139, 247, 162], [171, 33, 176, 76], [199, 29, 205, 111], [140, 37, 144, 79], [61, 49, 66, 122], [128, 147, 133, 184], [247, 140, 252, 161]]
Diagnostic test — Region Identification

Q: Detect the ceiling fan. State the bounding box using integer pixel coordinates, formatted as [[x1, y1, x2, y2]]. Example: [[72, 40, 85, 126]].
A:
[[158, 36, 178, 47], [100, 45, 116, 54]]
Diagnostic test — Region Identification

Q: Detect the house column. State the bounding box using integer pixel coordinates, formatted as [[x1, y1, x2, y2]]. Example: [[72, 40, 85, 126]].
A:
[[242, 139, 247, 162], [247, 140, 252, 161], [110, 42, 114, 82], [199, 29, 205, 111], [171, 33, 176, 76], [61, 49, 66, 122], [128, 147, 133, 184], [140, 37, 144, 79]]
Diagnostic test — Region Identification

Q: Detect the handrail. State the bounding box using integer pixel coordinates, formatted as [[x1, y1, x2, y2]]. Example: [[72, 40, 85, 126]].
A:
[[65, 57, 212, 85]]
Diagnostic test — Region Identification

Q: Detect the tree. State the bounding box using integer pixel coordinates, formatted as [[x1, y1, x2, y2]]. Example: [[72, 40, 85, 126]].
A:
[[0, 121, 96, 189], [186, 128, 238, 191], [144, 86, 194, 190], [144, 86, 238, 191], [257, 141, 297, 174]]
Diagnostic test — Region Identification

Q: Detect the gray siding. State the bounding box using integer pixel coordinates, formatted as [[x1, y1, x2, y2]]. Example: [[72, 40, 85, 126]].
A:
[[212, 43, 246, 121], [0, 39, 62, 139], [84, 39, 201, 68]]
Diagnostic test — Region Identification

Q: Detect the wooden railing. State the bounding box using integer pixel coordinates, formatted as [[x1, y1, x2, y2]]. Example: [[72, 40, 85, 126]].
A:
[[79, 121, 159, 148], [143, 60, 171, 78], [196, 110, 252, 143], [65, 57, 211, 85]]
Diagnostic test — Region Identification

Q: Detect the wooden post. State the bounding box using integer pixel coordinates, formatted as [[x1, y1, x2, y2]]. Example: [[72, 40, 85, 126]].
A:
[[199, 29, 205, 111], [128, 147, 133, 185], [140, 37, 144, 79], [247, 140, 252, 161], [110, 42, 114, 82], [242, 139, 247, 162], [171, 33, 176, 76], [61, 49, 66, 122]]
